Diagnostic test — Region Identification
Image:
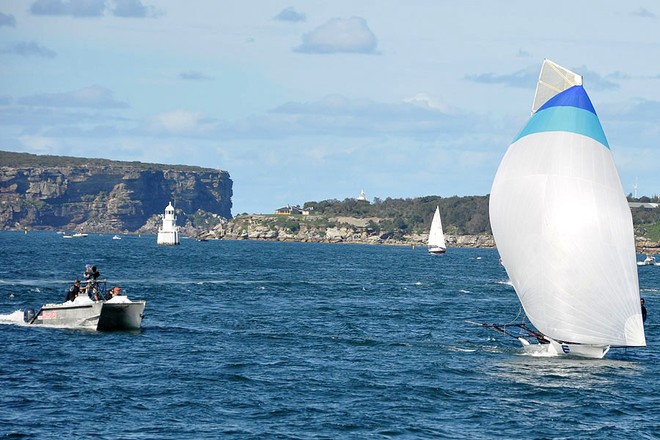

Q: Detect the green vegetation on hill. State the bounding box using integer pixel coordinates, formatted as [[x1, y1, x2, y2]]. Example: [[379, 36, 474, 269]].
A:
[[302, 194, 660, 241], [637, 223, 660, 243], [629, 196, 660, 242], [0, 150, 220, 172], [304, 195, 491, 236]]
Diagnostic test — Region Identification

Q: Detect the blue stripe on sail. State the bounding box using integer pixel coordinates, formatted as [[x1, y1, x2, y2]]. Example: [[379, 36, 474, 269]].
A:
[[513, 106, 610, 149], [537, 85, 596, 115]]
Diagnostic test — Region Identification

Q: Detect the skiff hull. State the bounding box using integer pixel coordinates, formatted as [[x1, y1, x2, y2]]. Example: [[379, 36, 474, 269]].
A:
[[519, 337, 610, 359]]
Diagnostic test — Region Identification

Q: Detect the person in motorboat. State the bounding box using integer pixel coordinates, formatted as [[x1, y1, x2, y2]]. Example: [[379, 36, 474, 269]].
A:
[[109, 286, 122, 298], [98, 285, 121, 301], [84, 264, 101, 300], [65, 279, 82, 302], [641, 298, 647, 323]]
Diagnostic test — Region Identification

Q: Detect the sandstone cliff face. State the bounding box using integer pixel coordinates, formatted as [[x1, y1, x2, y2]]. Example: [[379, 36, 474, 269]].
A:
[[0, 152, 232, 232]]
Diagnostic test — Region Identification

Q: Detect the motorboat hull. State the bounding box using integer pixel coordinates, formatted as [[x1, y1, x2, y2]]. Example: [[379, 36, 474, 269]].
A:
[[29, 302, 103, 328], [97, 301, 146, 330], [27, 298, 146, 331]]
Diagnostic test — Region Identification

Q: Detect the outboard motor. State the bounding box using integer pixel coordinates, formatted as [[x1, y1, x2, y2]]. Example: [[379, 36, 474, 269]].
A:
[[23, 308, 35, 323]]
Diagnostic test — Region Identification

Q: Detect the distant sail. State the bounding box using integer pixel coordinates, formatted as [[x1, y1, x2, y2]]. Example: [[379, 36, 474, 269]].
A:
[[427, 206, 446, 254], [490, 60, 645, 348]]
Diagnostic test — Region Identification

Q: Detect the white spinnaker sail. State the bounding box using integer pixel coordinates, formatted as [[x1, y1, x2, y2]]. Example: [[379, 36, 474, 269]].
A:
[[489, 63, 645, 347], [428, 206, 446, 250], [531, 59, 582, 114]]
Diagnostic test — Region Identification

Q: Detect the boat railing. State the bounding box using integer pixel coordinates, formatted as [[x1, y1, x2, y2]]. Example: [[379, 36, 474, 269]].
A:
[[84, 278, 110, 300]]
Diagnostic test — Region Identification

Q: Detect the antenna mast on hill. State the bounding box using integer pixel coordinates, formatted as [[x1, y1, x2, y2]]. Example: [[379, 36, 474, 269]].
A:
[[633, 177, 638, 198]]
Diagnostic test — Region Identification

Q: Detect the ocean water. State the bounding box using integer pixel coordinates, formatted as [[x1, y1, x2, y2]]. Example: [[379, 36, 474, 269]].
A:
[[0, 231, 658, 439]]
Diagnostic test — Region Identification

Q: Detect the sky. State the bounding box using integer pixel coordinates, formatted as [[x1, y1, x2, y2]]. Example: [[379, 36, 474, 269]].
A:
[[1, 1, 659, 215]]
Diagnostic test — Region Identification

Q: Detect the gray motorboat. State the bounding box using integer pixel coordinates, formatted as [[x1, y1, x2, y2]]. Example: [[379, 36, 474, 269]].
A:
[[24, 291, 146, 331]]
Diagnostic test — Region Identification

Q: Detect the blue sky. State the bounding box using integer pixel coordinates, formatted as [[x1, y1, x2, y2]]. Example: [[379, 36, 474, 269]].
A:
[[1, 1, 659, 215]]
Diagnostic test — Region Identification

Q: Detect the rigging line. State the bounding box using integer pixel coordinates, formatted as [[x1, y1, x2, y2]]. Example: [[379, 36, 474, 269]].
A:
[[503, 304, 524, 327]]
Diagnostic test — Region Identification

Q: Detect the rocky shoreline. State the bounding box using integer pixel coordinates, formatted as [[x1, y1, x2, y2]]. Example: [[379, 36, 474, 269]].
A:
[[191, 214, 660, 251], [183, 214, 493, 247], [7, 210, 660, 252]]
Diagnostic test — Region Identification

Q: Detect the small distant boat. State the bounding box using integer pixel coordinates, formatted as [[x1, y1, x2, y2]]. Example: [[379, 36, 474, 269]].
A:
[[486, 59, 645, 358], [427, 206, 446, 254], [638, 254, 657, 266], [63, 229, 88, 239], [63, 233, 88, 239], [112, 235, 122, 240]]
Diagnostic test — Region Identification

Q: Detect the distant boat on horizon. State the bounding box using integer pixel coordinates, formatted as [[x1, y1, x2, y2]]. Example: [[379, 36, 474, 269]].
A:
[[638, 254, 657, 266], [64, 229, 88, 239], [427, 206, 446, 254]]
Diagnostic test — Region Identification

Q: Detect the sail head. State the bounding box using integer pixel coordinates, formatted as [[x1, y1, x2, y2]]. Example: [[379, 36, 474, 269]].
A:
[[531, 59, 582, 114]]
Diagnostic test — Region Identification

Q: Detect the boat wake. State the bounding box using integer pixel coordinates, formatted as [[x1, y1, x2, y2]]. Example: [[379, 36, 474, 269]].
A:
[[496, 280, 513, 286], [0, 310, 27, 326]]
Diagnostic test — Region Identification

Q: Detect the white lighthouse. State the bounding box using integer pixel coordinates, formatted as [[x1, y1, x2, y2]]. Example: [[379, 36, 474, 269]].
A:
[[157, 202, 180, 245]]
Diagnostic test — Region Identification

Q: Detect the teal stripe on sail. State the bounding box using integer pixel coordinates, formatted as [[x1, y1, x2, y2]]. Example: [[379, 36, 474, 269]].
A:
[[513, 106, 609, 149]]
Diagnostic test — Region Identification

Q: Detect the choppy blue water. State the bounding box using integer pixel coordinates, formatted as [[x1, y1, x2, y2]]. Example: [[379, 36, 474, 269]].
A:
[[0, 231, 658, 439]]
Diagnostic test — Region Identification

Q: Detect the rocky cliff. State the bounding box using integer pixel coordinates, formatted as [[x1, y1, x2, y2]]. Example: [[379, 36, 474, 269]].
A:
[[0, 151, 232, 232]]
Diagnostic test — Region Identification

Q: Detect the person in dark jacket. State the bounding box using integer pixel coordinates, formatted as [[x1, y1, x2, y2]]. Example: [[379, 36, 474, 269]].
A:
[[65, 280, 81, 302], [641, 298, 647, 323], [85, 265, 100, 280], [84, 265, 101, 300]]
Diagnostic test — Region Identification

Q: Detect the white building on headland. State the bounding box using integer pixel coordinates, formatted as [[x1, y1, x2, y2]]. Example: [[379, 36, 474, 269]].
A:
[[357, 189, 368, 202], [157, 202, 180, 245]]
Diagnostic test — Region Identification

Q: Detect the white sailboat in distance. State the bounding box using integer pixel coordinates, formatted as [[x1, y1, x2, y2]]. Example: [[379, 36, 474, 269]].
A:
[[486, 59, 646, 358], [427, 206, 446, 254]]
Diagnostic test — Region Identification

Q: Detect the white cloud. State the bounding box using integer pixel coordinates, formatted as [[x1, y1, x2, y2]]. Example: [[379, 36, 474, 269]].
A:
[[178, 71, 213, 81], [274, 7, 306, 23], [0, 13, 16, 27], [267, 94, 469, 138], [632, 8, 656, 18], [29, 0, 106, 17], [28, 0, 161, 18], [1, 41, 56, 58], [295, 17, 378, 54], [112, 0, 162, 18], [18, 86, 128, 108], [465, 66, 537, 88], [403, 93, 454, 114], [149, 109, 202, 134], [19, 135, 60, 151]]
